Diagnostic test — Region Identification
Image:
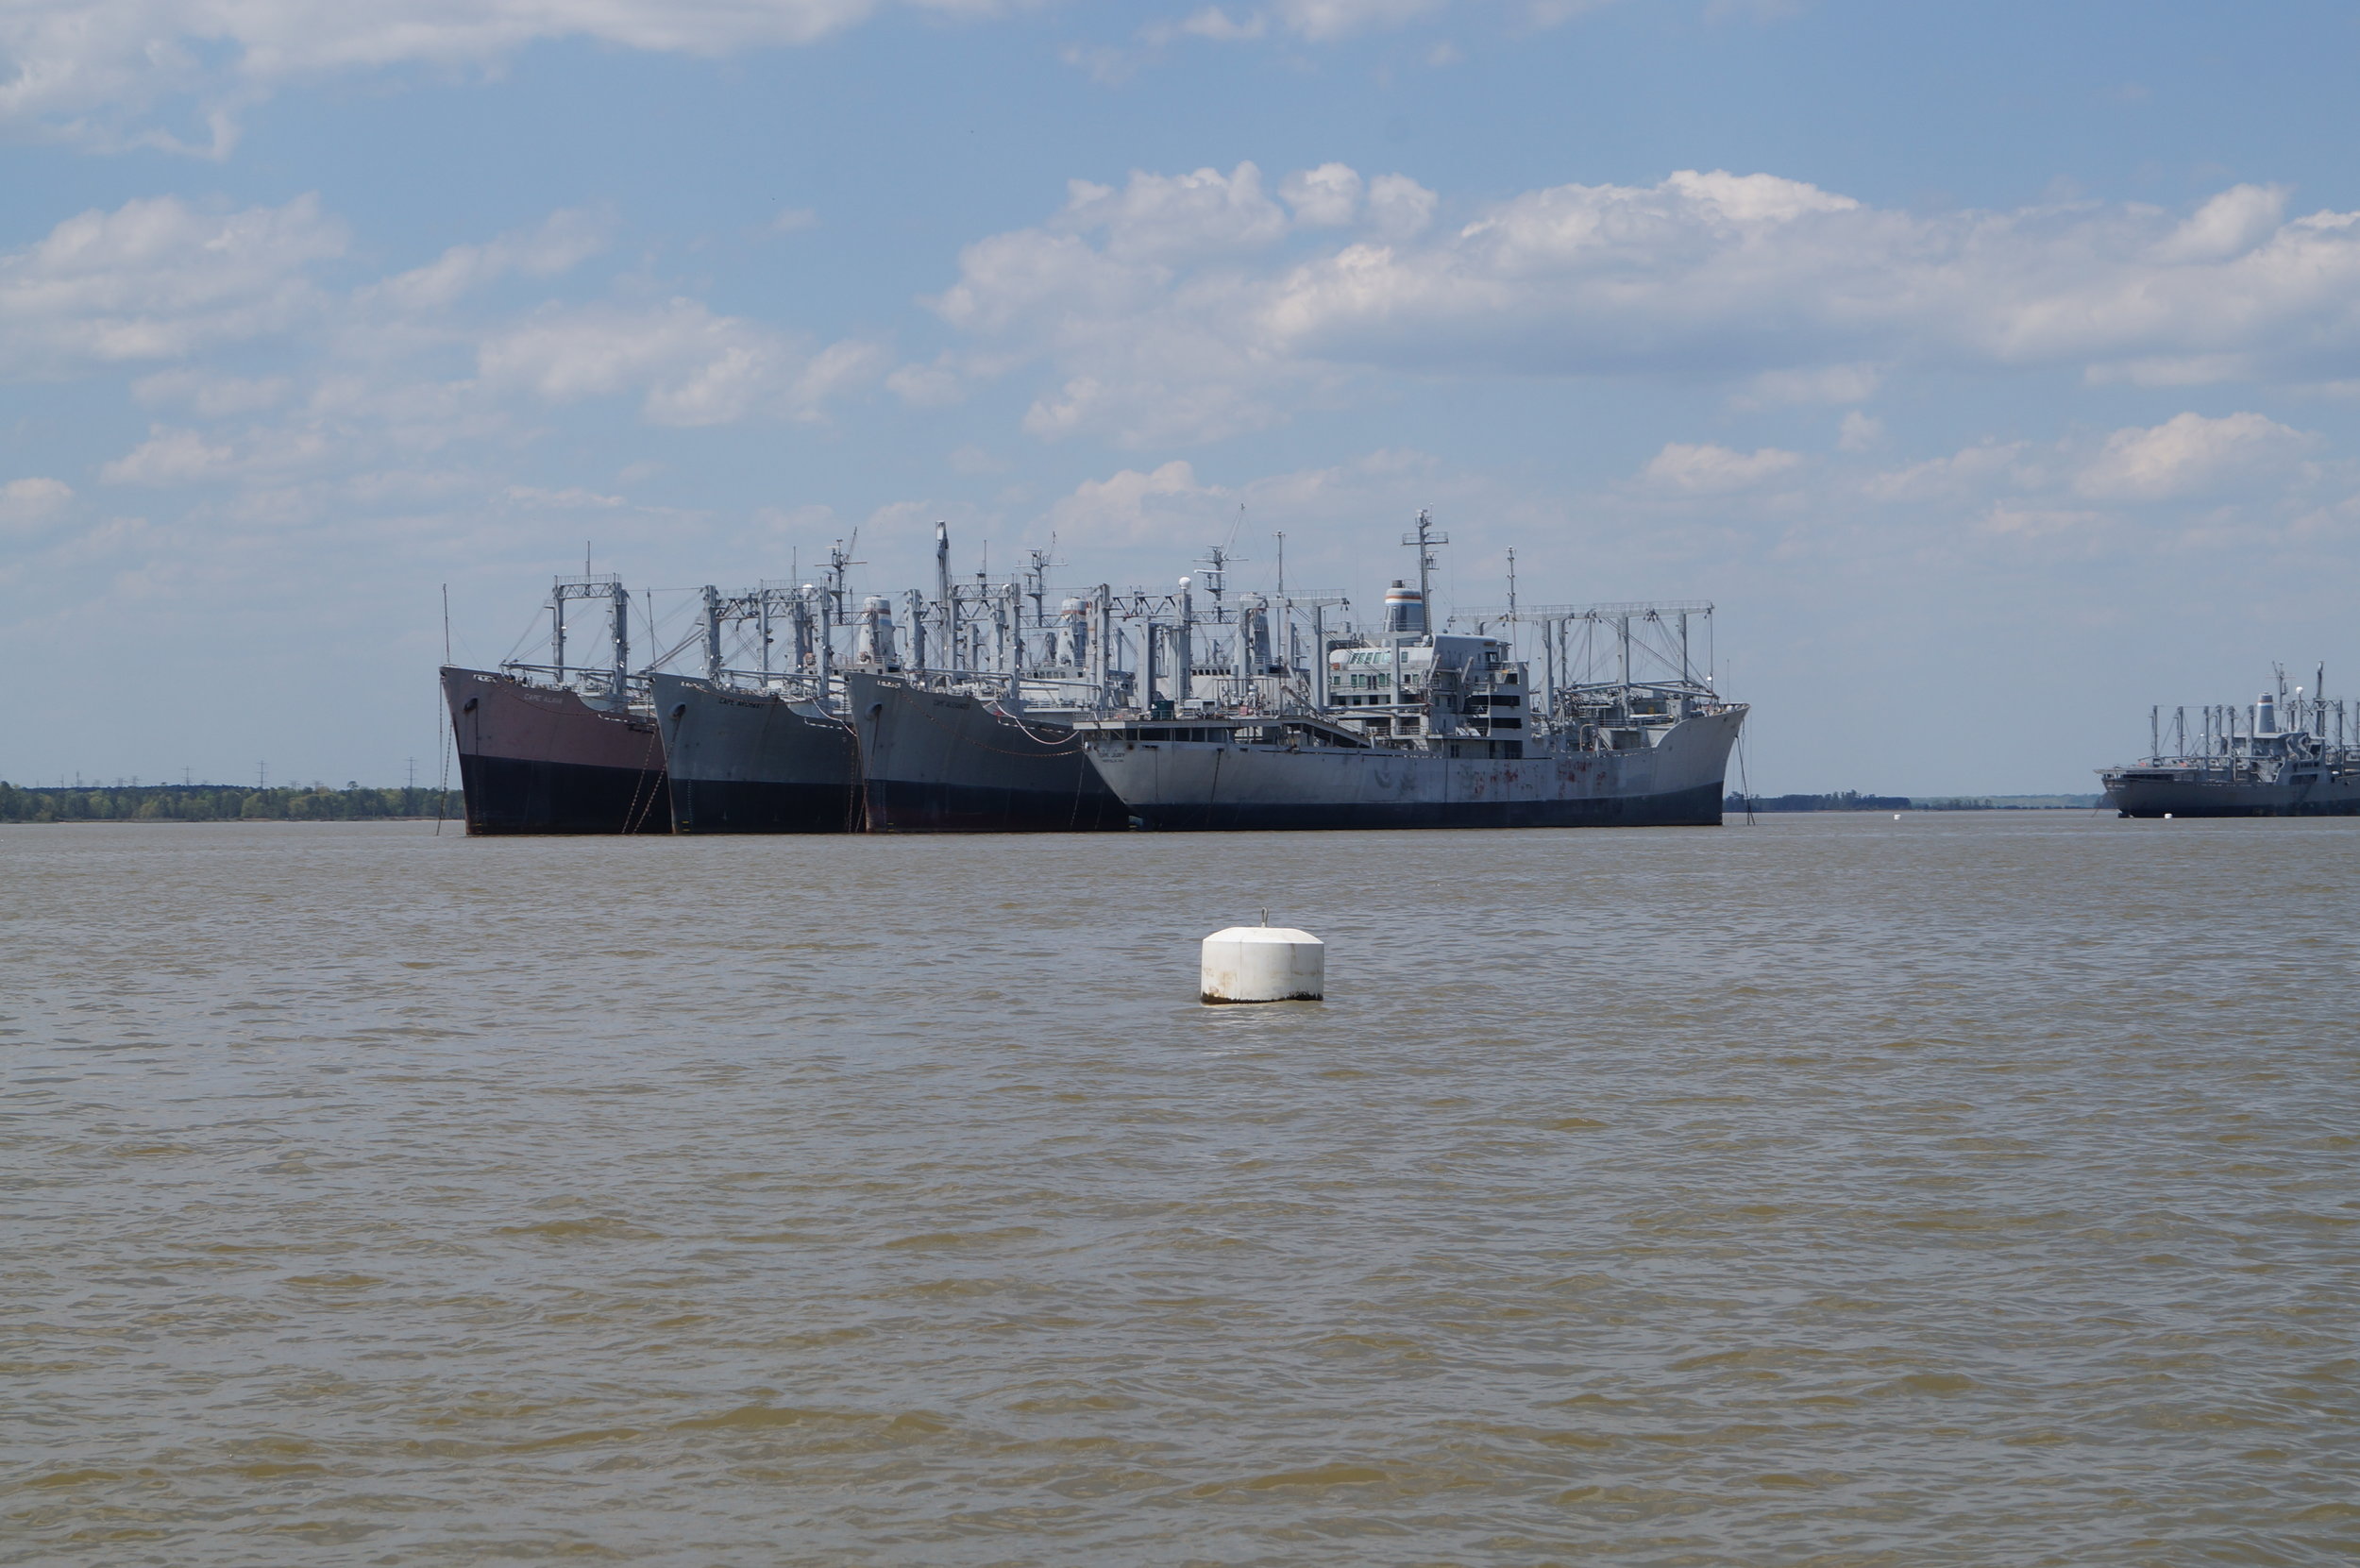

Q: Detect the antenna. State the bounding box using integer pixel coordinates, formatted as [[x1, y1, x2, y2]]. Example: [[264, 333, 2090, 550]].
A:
[[1198, 541, 1242, 609], [1506, 547, 1517, 626], [1401, 508, 1448, 613], [1275, 531, 1285, 598]]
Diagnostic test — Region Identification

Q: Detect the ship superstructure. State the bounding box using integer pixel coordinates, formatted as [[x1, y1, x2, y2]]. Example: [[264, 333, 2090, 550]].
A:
[[2102, 666, 2360, 817]]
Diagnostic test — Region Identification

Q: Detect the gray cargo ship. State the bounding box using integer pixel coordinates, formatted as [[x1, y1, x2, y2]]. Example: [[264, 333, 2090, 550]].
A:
[[2102, 668, 2360, 817], [837, 527, 1129, 833], [845, 672, 1128, 833], [647, 569, 864, 834], [1086, 516, 1743, 831], [653, 673, 858, 833]]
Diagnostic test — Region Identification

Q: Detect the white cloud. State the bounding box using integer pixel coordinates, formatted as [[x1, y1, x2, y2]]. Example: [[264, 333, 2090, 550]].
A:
[[1271, 0, 1450, 40], [1365, 173, 1439, 238], [1144, 7, 1268, 43], [0, 194, 346, 373], [0, 476, 74, 530], [1836, 411, 1882, 451], [1642, 442, 1802, 493], [100, 426, 238, 485], [366, 207, 613, 312], [133, 370, 292, 415], [476, 299, 884, 425], [0, 0, 1012, 149], [2073, 411, 2310, 501], [1039, 448, 1456, 548], [1281, 163, 1363, 227], [1835, 414, 2325, 542], [2151, 184, 2288, 263], [1044, 459, 1218, 542], [886, 359, 966, 408], [1060, 162, 1290, 261], [1862, 441, 2037, 503], [1058, 42, 1137, 85], [934, 164, 2360, 445]]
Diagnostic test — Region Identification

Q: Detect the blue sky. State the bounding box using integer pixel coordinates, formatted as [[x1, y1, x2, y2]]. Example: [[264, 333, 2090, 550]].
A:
[[6, 0, 2360, 793]]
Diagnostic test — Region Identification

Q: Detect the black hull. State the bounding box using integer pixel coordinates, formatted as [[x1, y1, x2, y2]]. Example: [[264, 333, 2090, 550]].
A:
[[863, 777, 1132, 835], [673, 778, 860, 834], [2106, 772, 2360, 818], [1125, 779, 1728, 833], [458, 753, 672, 835], [2117, 800, 2360, 818]]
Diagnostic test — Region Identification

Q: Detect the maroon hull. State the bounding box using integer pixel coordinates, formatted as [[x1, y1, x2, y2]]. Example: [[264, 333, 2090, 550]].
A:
[[442, 666, 670, 835]]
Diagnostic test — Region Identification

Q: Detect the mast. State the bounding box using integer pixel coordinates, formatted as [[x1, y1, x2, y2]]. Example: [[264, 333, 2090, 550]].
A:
[[1174, 576, 1194, 708], [1089, 584, 1112, 708], [1311, 602, 1328, 709], [935, 521, 953, 678], [809, 582, 832, 698], [701, 584, 723, 683], [609, 580, 630, 694], [1401, 509, 1447, 626]]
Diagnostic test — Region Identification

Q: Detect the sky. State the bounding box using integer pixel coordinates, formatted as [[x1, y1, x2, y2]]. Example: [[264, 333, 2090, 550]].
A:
[[6, 0, 2360, 794]]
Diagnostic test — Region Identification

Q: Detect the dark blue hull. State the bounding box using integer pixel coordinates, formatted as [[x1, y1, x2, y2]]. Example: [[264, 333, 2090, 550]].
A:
[[862, 777, 1130, 835], [1125, 779, 1727, 832], [671, 778, 858, 834]]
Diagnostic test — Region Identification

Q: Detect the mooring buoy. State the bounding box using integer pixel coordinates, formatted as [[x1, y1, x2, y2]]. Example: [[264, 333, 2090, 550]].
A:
[[1200, 923, 1324, 1004]]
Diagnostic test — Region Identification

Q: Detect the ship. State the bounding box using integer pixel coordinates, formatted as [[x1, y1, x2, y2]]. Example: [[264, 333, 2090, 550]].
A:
[[653, 673, 858, 833], [1084, 515, 1744, 831], [845, 672, 1128, 833], [442, 575, 672, 835], [2102, 667, 2360, 817], [442, 666, 670, 835], [649, 571, 861, 834], [840, 527, 1130, 834]]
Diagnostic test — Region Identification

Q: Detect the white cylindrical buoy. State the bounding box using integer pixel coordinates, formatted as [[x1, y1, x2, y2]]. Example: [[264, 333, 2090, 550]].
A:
[[1201, 925, 1324, 1004]]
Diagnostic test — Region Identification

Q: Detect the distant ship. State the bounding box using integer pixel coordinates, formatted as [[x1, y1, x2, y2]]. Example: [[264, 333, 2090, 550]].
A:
[[1085, 515, 1744, 831], [2102, 667, 2360, 817]]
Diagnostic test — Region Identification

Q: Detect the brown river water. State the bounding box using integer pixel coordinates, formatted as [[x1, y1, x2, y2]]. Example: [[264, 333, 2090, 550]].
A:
[[4, 814, 2355, 1565]]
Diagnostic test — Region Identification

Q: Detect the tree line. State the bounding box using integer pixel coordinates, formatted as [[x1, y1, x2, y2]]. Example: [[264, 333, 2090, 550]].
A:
[[1723, 790, 1913, 813], [0, 783, 461, 823]]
